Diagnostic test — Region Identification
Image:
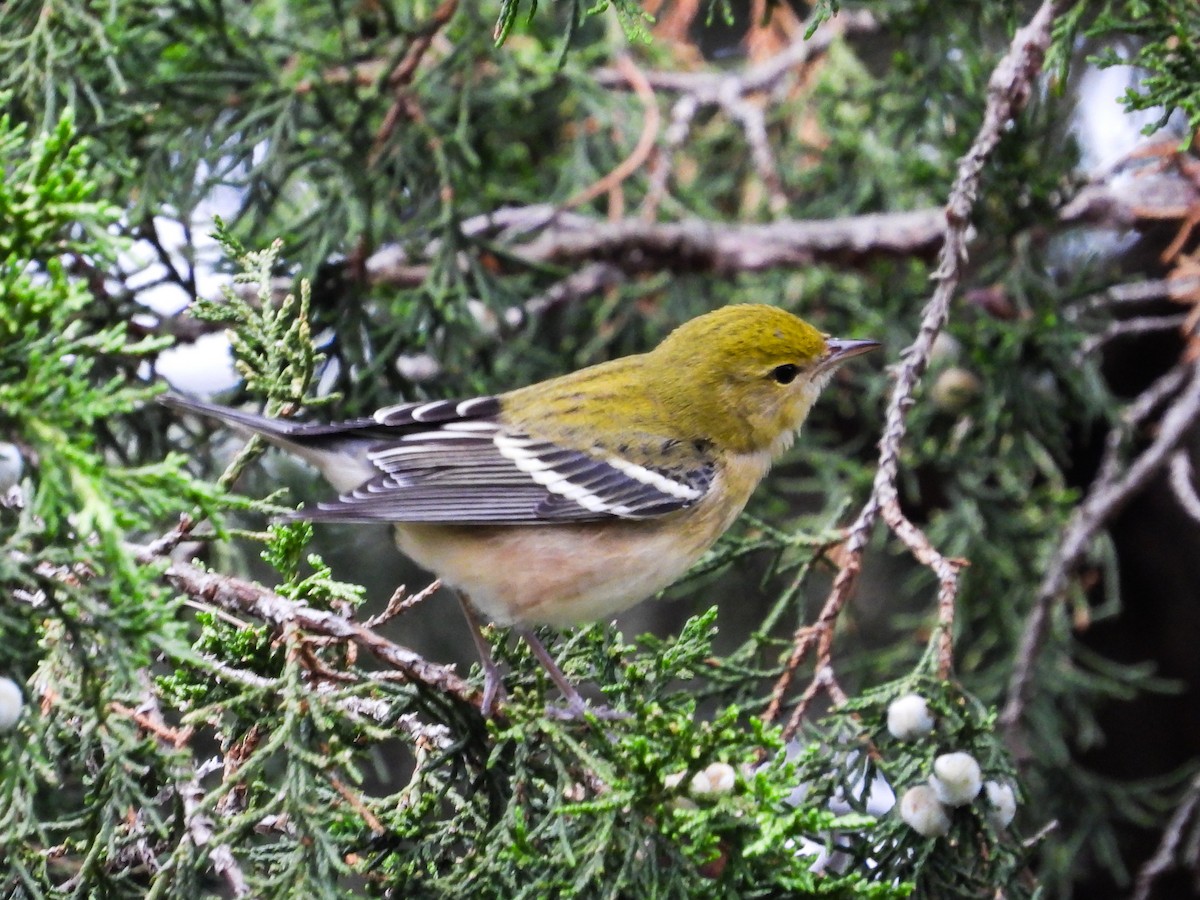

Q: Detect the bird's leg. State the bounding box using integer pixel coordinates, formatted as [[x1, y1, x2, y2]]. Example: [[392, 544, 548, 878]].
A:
[[517, 628, 629, 721], [455, 593, 624, 721], [454, 590, 506, 717], [515, 627, 589, 717]]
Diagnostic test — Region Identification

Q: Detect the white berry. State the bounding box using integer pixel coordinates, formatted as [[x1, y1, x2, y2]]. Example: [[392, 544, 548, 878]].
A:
[[0, 443, 23, 492], [693, 762, 736, 795], [929, 752, 983, 806], [930, 367, 982, 413], [985, 780, 1017, 829], [899, 784, 951, 837], [0, 676, 24, 731], [886, 693, 934, 740]]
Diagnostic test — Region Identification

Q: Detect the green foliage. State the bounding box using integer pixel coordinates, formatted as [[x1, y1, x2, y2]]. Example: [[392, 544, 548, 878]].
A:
[[1070, 0, 1200, 135], [0, 111, 225, 895], [372, 615, 910, 899], [195, 229, 328, 415], [495, 0, 664, 48]]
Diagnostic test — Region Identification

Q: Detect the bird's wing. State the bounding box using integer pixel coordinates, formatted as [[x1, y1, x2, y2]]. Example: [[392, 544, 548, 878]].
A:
[[298, 398, 715, 524]]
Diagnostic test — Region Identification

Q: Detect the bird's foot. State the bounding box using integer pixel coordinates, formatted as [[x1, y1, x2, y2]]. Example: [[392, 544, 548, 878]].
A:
[[543, 697, 630, 722], [478, 656, 509, 718]]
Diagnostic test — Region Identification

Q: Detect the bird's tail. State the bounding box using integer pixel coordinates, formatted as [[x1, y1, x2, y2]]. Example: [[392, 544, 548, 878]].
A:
[[158, 393, 310, 441], [157, 393, 377, 493]]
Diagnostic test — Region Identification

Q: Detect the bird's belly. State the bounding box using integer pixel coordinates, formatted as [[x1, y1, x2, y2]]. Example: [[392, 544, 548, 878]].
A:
[[390, 451, 770, 627], [393, 517, 715, 627]]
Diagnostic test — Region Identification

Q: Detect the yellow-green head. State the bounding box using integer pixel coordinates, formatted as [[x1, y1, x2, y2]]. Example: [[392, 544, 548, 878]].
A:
[[647, 304, 878, 455], [503, 304, 878, 458]]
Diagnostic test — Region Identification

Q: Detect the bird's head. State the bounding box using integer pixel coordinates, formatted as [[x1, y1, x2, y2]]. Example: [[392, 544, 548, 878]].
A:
[[649, 304, 879, 455]]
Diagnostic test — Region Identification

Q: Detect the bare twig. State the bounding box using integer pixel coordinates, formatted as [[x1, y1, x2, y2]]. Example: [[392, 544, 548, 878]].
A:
[[364, 579, 442, 629], [1131, 772, 1200, 900], [1000, 356, 1200, 742], [565, 55, 660, 212], [765, 0, 1060, 733], [1169, 450, 1200, 524]]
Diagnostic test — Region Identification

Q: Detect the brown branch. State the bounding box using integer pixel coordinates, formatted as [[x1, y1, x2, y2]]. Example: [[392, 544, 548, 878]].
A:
[[330, 776, 385, 835], [999, 355, 1200, 745], [173, 203, 943, 346], [389, 0, 459, 89], [781, 665, 844, 737], [509, 208, 946, 273], [368, 0, 459, 168], [110, 701, 194, 749], [365, 206, 946, 289], [764, 0, 1059, 735], [177, 184, 1191, 349], [132, 545, 477, 707]]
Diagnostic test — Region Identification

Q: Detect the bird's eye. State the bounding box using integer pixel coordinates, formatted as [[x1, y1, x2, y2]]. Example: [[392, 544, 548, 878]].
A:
[[771, 364, 800, 385]]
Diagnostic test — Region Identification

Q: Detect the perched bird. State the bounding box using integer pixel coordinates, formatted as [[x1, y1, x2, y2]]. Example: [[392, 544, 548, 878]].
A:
[[161, 304, 878, 716]]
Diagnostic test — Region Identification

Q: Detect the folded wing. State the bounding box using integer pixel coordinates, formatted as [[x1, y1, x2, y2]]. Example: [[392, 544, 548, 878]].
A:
[[297, 397, 714, 524]]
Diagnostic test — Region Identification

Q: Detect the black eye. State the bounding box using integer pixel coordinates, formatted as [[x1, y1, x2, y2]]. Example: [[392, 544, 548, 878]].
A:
[[771, 364, 799, 385]]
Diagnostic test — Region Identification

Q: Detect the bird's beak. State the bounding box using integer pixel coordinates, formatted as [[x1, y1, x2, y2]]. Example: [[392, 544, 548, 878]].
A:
[[820, 337, 881, 370]]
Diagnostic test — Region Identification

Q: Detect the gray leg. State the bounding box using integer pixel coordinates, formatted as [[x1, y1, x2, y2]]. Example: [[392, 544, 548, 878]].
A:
[[455, 590, 506, 716], [517, 628, 628, 721], [516, 627, 590, 717]]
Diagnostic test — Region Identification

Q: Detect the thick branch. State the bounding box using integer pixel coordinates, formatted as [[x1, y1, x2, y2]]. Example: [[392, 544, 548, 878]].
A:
[[365, 207, 946, 289]]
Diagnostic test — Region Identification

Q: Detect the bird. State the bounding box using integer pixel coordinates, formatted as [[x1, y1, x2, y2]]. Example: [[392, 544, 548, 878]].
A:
[[160, 304, 879, 717]]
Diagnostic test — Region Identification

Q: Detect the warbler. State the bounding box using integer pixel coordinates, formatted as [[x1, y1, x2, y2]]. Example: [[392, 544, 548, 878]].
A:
[[161, 304, 878, 715]]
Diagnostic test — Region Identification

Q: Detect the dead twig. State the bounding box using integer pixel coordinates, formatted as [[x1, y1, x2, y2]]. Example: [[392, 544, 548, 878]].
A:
[[999, 355, 1200, 745], [1130, 771, 1200, 900], [364, 579, 442, 629], [565, 55, 660, 213]]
